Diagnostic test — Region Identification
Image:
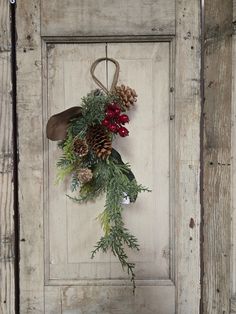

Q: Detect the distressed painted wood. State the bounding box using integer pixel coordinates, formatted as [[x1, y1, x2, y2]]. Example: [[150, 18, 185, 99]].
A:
[[0, 1, 15, 313], [16, 0, 44, 313], [41, 0, 175, 37], [233, 0, 236, 33], [175, 1, 201, 313], [107, 42, 171, 278], [232, 297, 236, 314], [231, 5, 236, 313], [42, 41, 174, 312], [45, 286, 175, 314], [45, 42, 171, 282], [44, 43, 110, 280], [17, 0, 202, 313], [203, 1, 233, 313], [231, 29, 236, 314]]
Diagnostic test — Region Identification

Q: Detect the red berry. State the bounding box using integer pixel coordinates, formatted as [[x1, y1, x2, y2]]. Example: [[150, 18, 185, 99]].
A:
[[114, 107, 121, 116], [102, 118, 110, 126], [106, 109, 115, 119], [107, 102, 119, 111], [118, 114, 129, 124], [108, 124, 118, 133], [118, 126, 129, 137], [107, 104, 114, 111], [107, 103, 114, 110]]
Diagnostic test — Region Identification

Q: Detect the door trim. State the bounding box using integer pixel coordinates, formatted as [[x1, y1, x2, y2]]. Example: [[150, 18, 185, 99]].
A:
[[42, 36, 176, 288]]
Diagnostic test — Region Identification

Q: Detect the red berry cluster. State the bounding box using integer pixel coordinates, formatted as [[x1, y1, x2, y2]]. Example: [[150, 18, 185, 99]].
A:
[[102, 102, 129, 137]]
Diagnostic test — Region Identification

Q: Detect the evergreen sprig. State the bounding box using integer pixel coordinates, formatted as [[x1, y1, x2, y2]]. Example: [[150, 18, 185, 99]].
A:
[[56, 90, 151, 292], [68, 158, 150, 292], [92, 159, 149, 292], [69, 90, 118, 139]]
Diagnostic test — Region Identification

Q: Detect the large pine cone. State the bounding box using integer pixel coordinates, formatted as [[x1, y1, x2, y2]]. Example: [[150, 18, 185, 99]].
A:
[[86, 125, 112, 159], [115, 85, 137, 110], [73, 138, 89, 157]]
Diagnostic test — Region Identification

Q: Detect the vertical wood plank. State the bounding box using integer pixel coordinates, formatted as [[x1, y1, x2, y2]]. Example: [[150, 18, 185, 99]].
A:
[[231, 34, 236, 308], [175, 1, 201, 313], [234, 0, 236, 23], [203, 1, 232, 313], [0, 1, 15, 313], [16, 0, 44, 313]]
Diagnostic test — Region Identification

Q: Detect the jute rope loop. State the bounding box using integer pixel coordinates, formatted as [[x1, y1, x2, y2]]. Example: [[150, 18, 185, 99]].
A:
[[90, 57, 120, 94]]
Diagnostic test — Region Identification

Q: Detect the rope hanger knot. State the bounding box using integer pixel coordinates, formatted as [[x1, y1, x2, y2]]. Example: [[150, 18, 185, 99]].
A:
[[90, 57, 120, 94]]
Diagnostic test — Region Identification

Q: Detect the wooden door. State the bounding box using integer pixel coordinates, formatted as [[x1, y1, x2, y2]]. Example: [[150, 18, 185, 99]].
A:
[[16, 1, 201, 313]]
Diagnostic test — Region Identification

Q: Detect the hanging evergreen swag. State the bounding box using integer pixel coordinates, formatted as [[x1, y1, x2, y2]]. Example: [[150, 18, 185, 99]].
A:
[[46, 58, 150, 292]]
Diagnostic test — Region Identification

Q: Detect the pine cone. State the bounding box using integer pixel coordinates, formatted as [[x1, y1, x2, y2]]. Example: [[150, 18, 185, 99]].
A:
[[73, 138, 89, 157], [78, 168, 93, 183], [115, 85, 137, 110], [86, 125, 112, 159]]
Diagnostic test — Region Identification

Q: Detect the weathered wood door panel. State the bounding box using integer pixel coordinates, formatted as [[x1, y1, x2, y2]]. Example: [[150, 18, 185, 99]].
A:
[[44, 41, 174, 313], [16, 0, 201, 313]]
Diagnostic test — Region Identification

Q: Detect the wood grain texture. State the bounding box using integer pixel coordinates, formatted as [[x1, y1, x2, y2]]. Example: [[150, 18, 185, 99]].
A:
[[233, 0, 236, 33], [17, 0, 203, 312], [0, 1, 15, 313], [203, 1, 232, 313], [175, 1, 201, 313], [232, 35, 236, 311], [16, 1, 44, 313], [107, 42, 171, 279], [42, 40, 175, 313], [45, 42, 171, 284], [45, 285, 175, 314], [231, 297, 236, 314], [41, 0, 175, 37]]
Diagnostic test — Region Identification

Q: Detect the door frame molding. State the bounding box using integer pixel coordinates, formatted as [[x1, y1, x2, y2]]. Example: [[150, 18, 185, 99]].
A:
[[42, 36, 176, 290]]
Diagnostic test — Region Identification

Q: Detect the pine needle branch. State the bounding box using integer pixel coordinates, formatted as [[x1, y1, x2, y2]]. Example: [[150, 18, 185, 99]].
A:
[[55, 90, 151, 293]]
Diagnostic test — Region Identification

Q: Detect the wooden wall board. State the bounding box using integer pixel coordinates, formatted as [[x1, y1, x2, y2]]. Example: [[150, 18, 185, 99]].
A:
[[41, 0, 175, 37], [0, 1, 15, 313], [3, 0, 236, 313], [175, 1, 201, 313], [232, 297, 236, 314], [16, 0, 44, 313], [231, 3, 236, 314], [232, 33, 235, 313], [233, 0, 236, 33], [231, 21, 236, 314], [203, 0, 233, 313]]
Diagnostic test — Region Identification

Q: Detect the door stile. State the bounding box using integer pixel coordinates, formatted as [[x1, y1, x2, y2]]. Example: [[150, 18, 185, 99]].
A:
[[175, 1, 201, 313]]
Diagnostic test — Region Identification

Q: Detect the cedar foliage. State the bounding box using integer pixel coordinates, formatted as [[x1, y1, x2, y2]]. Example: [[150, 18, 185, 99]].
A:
[[56, 90, 150, 292]]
